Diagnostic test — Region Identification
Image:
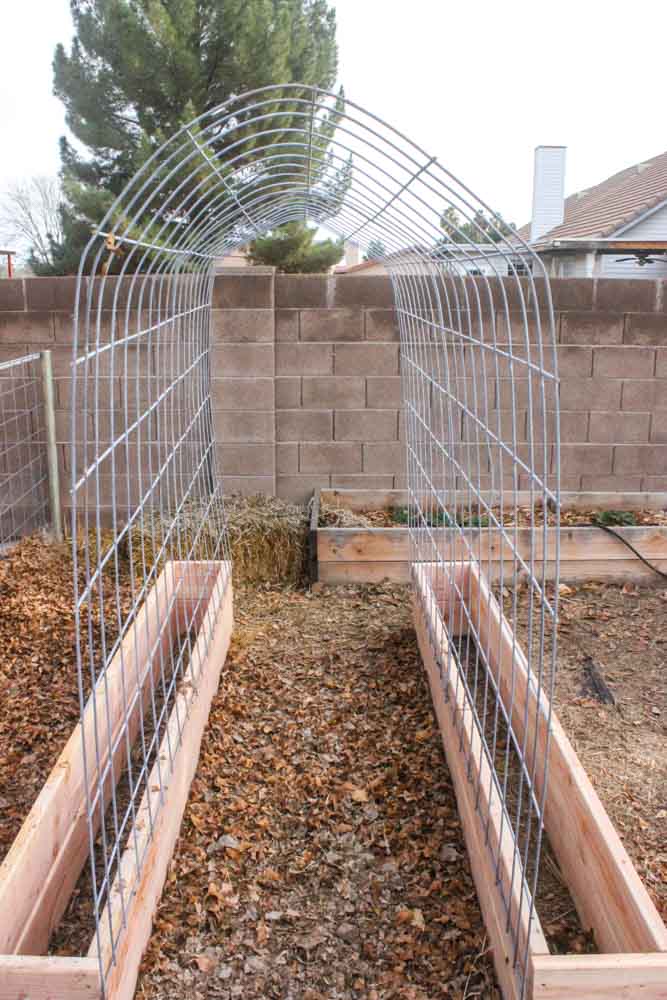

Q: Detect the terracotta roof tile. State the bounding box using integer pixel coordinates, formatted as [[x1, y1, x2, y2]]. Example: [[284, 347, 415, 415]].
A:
[[522, 150, 667, 242]]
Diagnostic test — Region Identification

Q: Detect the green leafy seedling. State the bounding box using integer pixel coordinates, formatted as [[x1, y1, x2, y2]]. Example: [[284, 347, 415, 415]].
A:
[[593, 509, 637, 527]]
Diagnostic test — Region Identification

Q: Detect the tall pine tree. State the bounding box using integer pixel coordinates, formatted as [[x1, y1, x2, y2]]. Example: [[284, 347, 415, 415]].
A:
[[44, 0, 342, 274]]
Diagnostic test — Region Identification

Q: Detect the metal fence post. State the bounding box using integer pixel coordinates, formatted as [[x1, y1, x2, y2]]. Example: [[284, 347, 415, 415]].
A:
[[40, 350, 63, 542]]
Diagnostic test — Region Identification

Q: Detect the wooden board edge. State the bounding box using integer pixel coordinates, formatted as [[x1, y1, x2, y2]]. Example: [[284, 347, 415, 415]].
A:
[[413, 576, 548, 1000], [309, 490, 321, 582], [0, 562, 190, 956], [0, 955, 101, 1000], [466, 561, 667, 956], [531, 952, 667, 999], [318, 561, 410, 584], [91, 566, 233, 1000], [318, 488, 667, 513]]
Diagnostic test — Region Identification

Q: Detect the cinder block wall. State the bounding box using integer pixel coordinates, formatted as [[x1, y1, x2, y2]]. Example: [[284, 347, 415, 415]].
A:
[[0, 273, 665, 509]]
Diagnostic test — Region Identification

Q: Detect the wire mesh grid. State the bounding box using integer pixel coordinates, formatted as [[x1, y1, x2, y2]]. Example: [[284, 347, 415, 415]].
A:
[[70, 85, 558, 993], [0, 352, 50, 544]]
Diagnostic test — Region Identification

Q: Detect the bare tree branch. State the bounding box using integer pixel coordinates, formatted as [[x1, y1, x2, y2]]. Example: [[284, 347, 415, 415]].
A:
[[0, 177, 64, 269]]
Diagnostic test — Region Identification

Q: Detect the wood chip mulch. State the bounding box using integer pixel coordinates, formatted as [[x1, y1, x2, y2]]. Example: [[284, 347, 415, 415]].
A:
[[137, 583, 498, 1000], [0, 535, 133, 865]]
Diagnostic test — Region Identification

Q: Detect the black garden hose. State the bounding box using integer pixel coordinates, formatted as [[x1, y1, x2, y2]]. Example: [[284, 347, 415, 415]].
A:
[[587, 519, 667, 581]]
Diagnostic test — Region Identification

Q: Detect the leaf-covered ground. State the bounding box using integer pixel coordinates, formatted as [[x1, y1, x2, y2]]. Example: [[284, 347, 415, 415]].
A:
[[1, 536, 665, 999], [137, 583, 498, 1000], [0, 536, 133, 863]]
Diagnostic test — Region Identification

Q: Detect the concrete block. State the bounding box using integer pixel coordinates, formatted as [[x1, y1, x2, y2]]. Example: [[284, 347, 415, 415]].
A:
[[276, 442, 298, 474], [641, 475, 667, 491], [656, 348, 667, 377], [333, 276, 394, 308], [331, 475, 396, 489], [495, 310, 555, 344], [217, 443, 273, 476], [210, 309, 274, 343], [335, 410, 398, 441], [560, 311, 623, 345], [558, 444, 613, 476], [367, 376, 402, 409], [214, 410, 274, 443], [277, 410, 332, 442], [596, 278, 657, 313], [559, 378, 622, 411], [548, 278, 595, 311], [362, 441, 406, 475], [300, 442, 361, 473], [220, 475, 274, 496], [300, 308, 363, 342], [557, 345, 593, 377], [276, 343, 332, 375], [0, 311, 53, 343], [275, 275, 328, 308], [275, 376, 301, 409], [334, 343, 399, 376], [210, 377, 274, 410], [302, 377, 365, 409], [276, 309, 299, 342], [623, 313, 667, 345], [621, 379, 667, 411], [276, 475, 330, 502], [650, 410, 667, 443], [580, 475, 643, 492], [365, 309, 399, 341], [24, 276, 77, 311], [614, 445, 667, 475], [593, 346, 655, 379], [57, 377, 120, 408], [0, 279, 25, 311], [212, 343, 274, 377], [588, 411, 650, 443], [212, 271, 274, 309]]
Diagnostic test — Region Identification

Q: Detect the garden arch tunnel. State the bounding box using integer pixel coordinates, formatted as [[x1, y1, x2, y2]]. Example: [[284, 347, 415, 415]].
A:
[[70, 84, 563, 999]]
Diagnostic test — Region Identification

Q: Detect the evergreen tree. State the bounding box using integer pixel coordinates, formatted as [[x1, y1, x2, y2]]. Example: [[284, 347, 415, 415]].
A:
[[247, 221, 343, 272], [46, 0, 342, 274], [439, 206, 515, 245], [363, 238, 386, 261]]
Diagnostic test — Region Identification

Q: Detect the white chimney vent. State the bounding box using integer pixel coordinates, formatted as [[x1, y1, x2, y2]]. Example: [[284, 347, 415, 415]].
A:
[[530, 146, 566, 243], [344, 241, 361, 267]]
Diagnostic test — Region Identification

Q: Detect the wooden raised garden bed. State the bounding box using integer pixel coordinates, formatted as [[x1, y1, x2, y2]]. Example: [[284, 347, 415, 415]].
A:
[[312, 489, 667, 585], [0, 560, 233, 1000], [413, 559, 667, 999]]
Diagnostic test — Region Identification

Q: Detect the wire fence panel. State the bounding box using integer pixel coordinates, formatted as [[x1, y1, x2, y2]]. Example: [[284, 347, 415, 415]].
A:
[[0, 352, 50, 544], [70, 85, 558, 996], [72, 265, 232, 984]]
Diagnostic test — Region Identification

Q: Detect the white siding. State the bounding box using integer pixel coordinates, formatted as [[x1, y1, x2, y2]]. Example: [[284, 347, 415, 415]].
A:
[[603, 201, 667, 278]]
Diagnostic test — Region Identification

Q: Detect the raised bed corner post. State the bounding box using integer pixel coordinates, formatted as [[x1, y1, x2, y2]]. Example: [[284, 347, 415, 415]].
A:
[[40, 349, 63, 543]]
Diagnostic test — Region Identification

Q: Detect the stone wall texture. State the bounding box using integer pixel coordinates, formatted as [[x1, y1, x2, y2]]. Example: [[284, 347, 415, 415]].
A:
[[0, 272, 665, 507]]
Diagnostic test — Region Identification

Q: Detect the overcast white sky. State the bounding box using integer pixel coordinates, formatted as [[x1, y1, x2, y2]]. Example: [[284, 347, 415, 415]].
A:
[[0, 0, 665, 226]]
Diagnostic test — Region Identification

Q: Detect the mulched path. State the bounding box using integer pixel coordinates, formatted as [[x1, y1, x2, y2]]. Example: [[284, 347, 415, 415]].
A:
[[137, 583, 498, 1000]]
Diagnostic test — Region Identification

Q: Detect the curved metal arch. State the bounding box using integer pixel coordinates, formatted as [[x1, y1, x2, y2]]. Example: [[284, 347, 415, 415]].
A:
[[72, 84, 559, 998]]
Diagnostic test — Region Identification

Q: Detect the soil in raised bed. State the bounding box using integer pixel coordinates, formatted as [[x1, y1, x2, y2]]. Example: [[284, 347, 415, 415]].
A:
[[319, 499, 667, 530], [511, 578, 667, 926], [0, 534, 134, 865]]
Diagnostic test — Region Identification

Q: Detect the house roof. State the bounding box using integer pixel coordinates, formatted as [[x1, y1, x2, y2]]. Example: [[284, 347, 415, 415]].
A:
[[521, 149, 667, 242]]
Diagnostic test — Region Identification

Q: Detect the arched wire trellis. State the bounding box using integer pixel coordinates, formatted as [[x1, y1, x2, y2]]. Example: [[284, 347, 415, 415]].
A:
[[71, 84, 559, 997]]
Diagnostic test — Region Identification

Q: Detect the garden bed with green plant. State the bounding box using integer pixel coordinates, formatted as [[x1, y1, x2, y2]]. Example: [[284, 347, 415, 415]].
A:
[[311, 490, 667, 586]]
